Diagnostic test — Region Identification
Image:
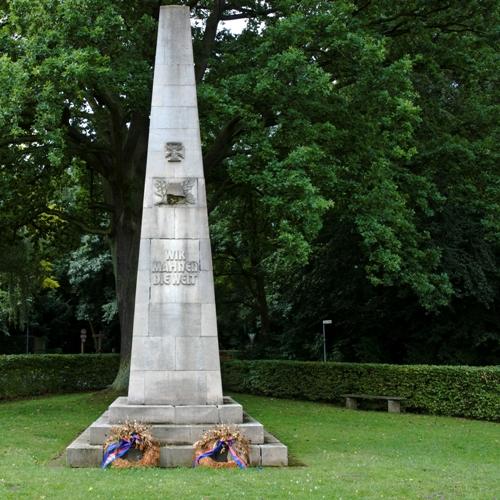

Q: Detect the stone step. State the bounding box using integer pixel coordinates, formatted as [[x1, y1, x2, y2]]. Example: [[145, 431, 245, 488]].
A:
[[108, 396, 243, 424], [67, 429, 287, 468], [89, 412, 264, 445], [66, 428, 102, 468], [161, 435, 288, 467]]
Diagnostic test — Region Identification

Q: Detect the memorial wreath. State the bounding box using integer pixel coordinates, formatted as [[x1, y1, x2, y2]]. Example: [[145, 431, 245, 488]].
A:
[[193, 425, 250, 469], [101, 421, 160, 469]]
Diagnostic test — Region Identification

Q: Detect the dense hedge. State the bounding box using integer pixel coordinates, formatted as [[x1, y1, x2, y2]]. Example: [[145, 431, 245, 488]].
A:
[[221, 360, 500, 421], [0, 354, 120, 400], [2, 355, 498, 421]]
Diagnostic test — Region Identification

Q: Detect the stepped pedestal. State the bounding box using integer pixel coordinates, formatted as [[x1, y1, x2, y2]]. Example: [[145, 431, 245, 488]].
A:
[[67, 397, 287, 467], [66, 5, 287, 468]]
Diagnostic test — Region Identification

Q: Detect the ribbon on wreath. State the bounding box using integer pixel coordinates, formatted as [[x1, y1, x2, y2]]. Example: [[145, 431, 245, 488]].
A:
[[101, 432, 141, 469], [194, 438, 247, 469]]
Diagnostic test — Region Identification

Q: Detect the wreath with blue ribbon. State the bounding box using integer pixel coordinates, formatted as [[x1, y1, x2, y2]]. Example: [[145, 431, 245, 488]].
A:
[[193, 425, 250, 469], [101, 422, 160, 469]]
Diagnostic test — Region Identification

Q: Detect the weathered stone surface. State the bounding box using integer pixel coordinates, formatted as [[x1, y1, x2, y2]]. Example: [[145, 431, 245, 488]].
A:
[[199, 239, 213, 271], [66, 429, 102, 468], [130, 336, 176, 371], [387, 400, 401, 413], [173, 207, 211, 239], [249, 445, 262, 466], [150, 107, 199, 130], [108, 397, 242, 425], [148, 128, 201, 154], [140, 207, 175, 239], [174, 405, 218, 424], [88, 404, 260, 445], [149, 270, 216, 306], [66, 8, 287, 468], [160, 446, 194, 467], [127, 7, 222, 405], [175, 337, 220, 370], [261, 443, 288, 466], [346, 397, 358, 410], [153, 64, 196, 86], [67, 397, 286, 467], [149, 302, 202, 337], [109, 396, 174, 423], [218, 401, 243, 423], [66, 436, 287, 469], [131, 301, 149, 337], [151, 84, 197, 108], [205, 371, 224, 404], [241, 414, 265, 443], [263, 430, 279, 443], [154, 425, 192, 444]]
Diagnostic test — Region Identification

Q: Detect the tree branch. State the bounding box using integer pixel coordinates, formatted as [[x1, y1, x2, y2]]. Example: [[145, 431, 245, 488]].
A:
[[94, 88, 127, 154], [195, 0, 225, 83], [124, 111, 150, 176], [61, 106, 114, 179], [203, 115, 244, 172], [0, 135, 40, 148], [65, 132, 111, 180], [41, 208, 112, 236], [221, 7, 277, 21], [88, 202, 114, 213]]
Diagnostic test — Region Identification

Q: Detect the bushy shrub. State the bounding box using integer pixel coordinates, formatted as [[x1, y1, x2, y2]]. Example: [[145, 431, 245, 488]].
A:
[[0, 354, 119, 399], [222, 360, 500, 421]]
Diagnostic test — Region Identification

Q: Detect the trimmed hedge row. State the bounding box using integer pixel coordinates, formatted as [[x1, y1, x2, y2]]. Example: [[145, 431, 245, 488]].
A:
[[221, 360, 500, 421], [0, 354, 120, 400], [2, 355, 498, 421]]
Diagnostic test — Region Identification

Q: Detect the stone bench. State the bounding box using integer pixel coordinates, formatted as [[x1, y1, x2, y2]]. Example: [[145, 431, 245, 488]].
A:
[[340, 394, 405, 413]]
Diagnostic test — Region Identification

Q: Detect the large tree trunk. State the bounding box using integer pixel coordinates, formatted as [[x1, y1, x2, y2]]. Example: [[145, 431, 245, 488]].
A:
[[110, 214, 142, 391], [106, 129, 148, 391], [248, 197, 270, 338]]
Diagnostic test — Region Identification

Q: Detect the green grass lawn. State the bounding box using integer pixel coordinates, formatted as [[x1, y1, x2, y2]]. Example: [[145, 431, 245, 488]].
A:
[[0, 392, 498, 499]]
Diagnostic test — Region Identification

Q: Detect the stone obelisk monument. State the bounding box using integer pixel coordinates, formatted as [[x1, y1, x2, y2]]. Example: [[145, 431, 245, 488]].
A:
[[66, 6, 287, 467], [127, 4, 222, 407]]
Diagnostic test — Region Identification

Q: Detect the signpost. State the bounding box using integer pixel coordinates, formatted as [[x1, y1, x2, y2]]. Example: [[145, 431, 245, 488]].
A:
[[80, 328, 87, 354], [322, 320, 332, 362]]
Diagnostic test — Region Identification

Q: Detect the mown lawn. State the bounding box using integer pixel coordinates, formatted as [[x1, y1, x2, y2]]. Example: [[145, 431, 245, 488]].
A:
[[0, 391, 498, 499]]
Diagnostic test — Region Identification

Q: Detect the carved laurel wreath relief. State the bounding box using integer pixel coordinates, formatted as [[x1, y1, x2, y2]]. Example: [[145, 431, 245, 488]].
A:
[[154, 178, 196, 206]]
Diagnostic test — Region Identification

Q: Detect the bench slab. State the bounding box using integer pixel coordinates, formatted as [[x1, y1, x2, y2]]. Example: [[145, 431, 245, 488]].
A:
[[340, 394, 405, 401], [340, 394, 405, 413]]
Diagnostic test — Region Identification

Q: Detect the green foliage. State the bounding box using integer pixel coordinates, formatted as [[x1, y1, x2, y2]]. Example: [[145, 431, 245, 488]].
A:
[[0, 238, 60, 330], [222, 360, 500, 421], [208, 0, 499, 356], [0, 0, 160, 375], [66, 234, 117, 326], [0, 354, 119, 399], [0, 0, 498, 366]]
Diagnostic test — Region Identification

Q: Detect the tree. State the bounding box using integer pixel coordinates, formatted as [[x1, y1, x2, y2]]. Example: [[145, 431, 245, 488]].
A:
[[0, 237, 61, 349], [0, 0, 498, 379], [0, 0, 293, 385], [274, 0, 500, 363], [66, 234, 118, 343]]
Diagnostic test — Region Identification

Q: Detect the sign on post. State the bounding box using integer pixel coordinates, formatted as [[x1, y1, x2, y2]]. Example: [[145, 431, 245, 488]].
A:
[[322, 320, 332, 362]]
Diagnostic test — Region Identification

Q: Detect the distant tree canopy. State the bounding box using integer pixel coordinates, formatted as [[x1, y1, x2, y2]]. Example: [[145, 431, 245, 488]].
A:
[[0, 1, 498, 375]]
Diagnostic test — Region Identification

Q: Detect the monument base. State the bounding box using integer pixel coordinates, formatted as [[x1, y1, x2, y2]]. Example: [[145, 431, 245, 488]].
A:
[[66, 397, 288, 468]]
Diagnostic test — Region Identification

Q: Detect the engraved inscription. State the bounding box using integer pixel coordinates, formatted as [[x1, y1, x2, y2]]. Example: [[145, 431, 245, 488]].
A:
[[154, 178, 196, 206], [165, 142, 184, 162], [152, 249, 199, 286]]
